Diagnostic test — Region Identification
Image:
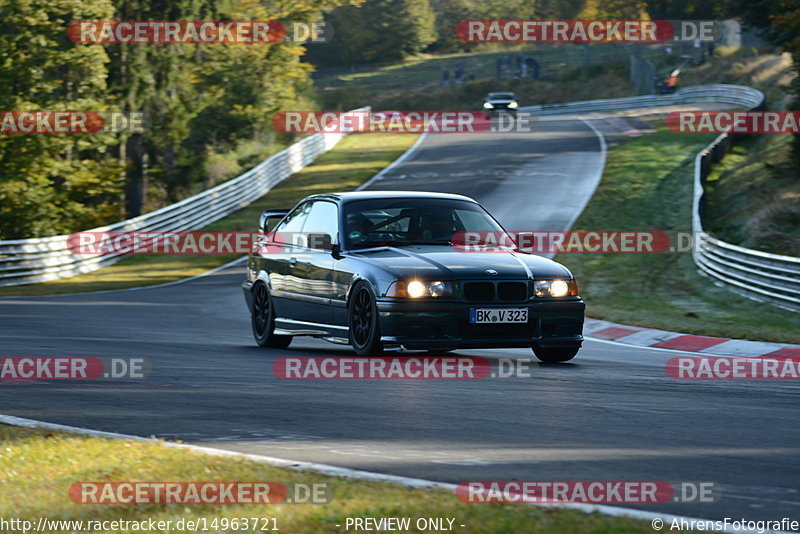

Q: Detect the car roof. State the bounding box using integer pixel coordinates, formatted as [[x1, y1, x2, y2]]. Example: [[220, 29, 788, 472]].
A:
[[305, 191, 478, 204], [486, 92, 516, 99]]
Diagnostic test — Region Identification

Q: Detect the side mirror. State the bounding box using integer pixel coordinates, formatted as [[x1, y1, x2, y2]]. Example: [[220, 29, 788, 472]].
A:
[[259, 209, 289, 233], [307, 233, 333, 251]]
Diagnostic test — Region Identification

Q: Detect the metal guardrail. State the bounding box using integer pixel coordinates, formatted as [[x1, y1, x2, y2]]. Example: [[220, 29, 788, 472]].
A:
[[522, 84, 798, 312], [692, 134, 800, 313], [0, 108, 369, 287], [519, 84, 765, 115]]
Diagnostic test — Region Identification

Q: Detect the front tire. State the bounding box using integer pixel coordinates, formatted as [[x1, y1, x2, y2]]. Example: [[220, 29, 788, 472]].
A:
[[251, 283, 292, 348], [348, 281, 384, 357], [532, 346, 578, 363]]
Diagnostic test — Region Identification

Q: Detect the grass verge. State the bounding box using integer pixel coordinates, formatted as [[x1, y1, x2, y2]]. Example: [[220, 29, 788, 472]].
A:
[[0, 134, 418, 297], [704, 133, 800, 256], [316, 45, 634, 111], [557, 125, 800, 344], [0, 424, 659, 533], [680, 47, 799, 256]]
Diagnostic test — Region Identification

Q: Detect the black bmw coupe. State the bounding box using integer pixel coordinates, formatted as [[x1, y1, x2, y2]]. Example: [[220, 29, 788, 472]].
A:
[[243, 191, 585, 362]]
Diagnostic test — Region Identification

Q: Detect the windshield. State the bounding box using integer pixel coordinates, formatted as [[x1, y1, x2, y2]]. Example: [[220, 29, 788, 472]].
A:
[[488, 93, 515, 100], [343, 198, 506, 249]]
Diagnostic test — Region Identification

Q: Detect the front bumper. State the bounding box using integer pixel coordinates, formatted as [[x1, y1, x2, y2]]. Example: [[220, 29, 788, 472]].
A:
[[376, 298, 584, 350]]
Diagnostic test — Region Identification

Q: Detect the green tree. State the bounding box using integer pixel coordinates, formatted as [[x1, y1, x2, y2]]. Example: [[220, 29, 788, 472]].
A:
[[644, 0, 726, 19], [579, 0, 649, 19], [0, 0, 364, 236], [0, 0, 123, 239], [731, 0, 800, 162], [307, 0, 437, 66], [427, 0, 539, 53]]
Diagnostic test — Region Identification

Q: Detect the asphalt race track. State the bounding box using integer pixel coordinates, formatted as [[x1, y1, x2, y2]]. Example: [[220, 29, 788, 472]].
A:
[[1, 117, 798, 522], [364, 116, 605, 235]]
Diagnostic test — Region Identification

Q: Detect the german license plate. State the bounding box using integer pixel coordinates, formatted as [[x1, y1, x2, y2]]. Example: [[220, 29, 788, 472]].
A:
[[469, 308, 528, 324]]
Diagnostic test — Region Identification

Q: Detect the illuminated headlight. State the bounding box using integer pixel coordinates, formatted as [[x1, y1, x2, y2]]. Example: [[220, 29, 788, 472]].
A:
[[406, 280, 427, 298], [508, 101, 518, 109], [386, 280, 453, 298], [549, 279, 569, 297], [533, 279, 577, 298], [483, 102, 494, 109]]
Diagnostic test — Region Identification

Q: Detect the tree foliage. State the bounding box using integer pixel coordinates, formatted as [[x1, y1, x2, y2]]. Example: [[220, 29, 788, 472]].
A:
[[643, 0, 727, 19], [730, 0, 800, 161], [0, 0, 123, 237], [0, 0, 361, 238], [307, 0, 436, 65]]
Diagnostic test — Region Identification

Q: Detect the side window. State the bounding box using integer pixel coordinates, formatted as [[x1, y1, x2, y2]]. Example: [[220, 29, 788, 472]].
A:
[[302, 201, 339, 236], [301, 201, 338, 250], [273, 202, 311, 244]]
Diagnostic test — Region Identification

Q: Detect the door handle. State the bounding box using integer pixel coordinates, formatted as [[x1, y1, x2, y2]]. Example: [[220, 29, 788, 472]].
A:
[[289, 257, 298, 266]]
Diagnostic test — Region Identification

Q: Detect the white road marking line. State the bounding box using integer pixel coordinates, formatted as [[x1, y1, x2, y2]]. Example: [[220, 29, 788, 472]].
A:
[[357, 132, 428, 190], [559, 117, 607, 233]]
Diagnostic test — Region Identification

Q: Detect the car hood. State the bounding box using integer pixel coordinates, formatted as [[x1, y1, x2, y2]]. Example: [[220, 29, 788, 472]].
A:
[[350, 245, 571, 280]]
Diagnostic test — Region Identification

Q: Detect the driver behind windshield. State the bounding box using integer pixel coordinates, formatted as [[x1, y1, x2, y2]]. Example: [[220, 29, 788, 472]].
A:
[[343, 198, 504, 249], [416, 211, 457, 242]]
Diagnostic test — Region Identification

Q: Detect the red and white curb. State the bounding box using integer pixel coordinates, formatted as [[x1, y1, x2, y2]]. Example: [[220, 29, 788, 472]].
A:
[[585, 318, 800, 359]]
